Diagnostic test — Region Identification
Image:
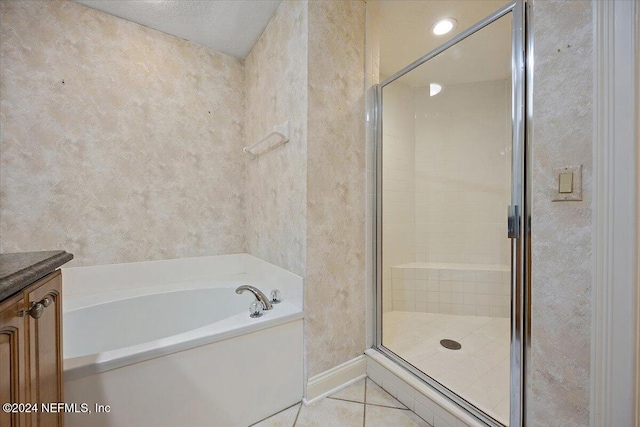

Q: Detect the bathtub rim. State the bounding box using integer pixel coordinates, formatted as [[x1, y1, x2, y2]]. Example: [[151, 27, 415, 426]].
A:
[[62, 253, 304, 310], [64, 301, 304, 382], [63, 279, 256, 312]]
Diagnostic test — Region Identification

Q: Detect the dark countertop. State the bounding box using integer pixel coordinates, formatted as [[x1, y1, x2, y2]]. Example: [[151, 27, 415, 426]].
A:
[[0, 251, 74, 301]]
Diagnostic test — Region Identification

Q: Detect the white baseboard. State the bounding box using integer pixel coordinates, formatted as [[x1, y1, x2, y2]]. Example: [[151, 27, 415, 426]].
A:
[[303, 355, 367, 405]]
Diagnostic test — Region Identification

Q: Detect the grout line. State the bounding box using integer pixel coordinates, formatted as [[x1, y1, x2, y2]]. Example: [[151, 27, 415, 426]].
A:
[[366, 402, 410, 411], [363, 401, 367, 426], [292, 402, 303, 427], [249, 402, 301, 427], [327, 396, 366, 405], [367, 378, 409, 410], [363, 378, 367, 427]]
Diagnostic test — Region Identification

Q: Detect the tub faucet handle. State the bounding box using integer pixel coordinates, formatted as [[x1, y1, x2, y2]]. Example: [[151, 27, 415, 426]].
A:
[[249, 300, 264, 318], [270, 289, 282, 304]]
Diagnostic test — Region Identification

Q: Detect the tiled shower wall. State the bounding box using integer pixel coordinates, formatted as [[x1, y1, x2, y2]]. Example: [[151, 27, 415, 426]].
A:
[[382, 79, 511, 315], [381, 79, 416, 313], [413, 81, 511, 266]]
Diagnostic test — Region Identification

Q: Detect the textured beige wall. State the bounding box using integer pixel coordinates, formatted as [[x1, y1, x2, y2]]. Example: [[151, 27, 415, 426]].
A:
[[244, 0, 308, 277], [4, 0, 368, 382], [365, 0, 380, 349], [0, 0, 246, 267], [245, 0, 367, 379], [306, 0, 366, 378], [529, 1, 593, 425]]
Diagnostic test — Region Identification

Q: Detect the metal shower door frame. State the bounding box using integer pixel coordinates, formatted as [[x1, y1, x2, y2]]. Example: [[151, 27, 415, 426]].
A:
[[373, 1, 530, 426]]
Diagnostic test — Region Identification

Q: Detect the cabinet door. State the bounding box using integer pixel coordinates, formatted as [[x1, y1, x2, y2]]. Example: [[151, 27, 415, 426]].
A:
[[0, 293, 29, 427], [26, 271, 63, 427]]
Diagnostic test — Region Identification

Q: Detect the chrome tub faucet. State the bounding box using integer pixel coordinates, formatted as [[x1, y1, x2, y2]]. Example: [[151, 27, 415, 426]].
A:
[[235, 285, 273, 311]]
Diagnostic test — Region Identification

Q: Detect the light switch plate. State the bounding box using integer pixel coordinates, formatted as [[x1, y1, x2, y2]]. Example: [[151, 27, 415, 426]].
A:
[[552, 165, 582, 201], [559, 172, 573, 193]]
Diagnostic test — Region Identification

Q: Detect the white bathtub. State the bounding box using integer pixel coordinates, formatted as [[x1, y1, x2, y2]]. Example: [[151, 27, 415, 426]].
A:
[[62, 254, 304, 427]]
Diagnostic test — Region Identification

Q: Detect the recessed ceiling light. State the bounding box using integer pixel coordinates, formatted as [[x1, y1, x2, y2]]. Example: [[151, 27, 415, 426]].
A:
[[432, 18, 457, 36], [430, 83, 442, 97]]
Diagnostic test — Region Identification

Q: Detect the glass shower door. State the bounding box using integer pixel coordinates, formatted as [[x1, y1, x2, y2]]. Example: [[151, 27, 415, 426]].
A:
[[375, 2, 526, 427]]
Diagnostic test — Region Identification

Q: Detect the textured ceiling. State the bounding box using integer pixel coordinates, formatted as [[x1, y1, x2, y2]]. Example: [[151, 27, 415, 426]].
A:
[[380, 0, 512, 86], [73, 0, 281, 59]]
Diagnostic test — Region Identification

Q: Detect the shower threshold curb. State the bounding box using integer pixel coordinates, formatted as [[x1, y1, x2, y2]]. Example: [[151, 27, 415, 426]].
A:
[[365, 348, 486, 427]]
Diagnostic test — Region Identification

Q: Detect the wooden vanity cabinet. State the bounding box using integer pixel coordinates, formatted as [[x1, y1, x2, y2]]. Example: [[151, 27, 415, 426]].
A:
[[0, 271, 64, 427], [0, 292, 29, 427]]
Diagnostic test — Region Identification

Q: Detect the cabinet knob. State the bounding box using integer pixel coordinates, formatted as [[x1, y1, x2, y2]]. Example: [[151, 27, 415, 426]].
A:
[[29, 303, 44, 319], [18, 297, 52, 319]]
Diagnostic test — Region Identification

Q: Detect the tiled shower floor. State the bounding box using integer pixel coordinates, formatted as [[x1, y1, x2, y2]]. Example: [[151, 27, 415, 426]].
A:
[[383, 311, 510, 425]]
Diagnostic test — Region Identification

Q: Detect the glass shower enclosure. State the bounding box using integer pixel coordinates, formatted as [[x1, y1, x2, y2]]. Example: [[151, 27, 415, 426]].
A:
[[374, 1, 528, 426]]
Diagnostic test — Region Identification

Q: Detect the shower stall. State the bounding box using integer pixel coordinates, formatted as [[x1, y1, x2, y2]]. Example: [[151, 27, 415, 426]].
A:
[[373, 1, 529, 426]]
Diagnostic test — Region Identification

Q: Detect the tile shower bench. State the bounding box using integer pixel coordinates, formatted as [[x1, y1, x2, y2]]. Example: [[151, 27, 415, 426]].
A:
[[390, 262, 510, 317]]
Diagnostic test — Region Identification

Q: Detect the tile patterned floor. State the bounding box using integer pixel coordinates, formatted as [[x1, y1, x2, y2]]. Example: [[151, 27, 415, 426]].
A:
[[383, 311, 510, 425], [252, 378, 428, 427]]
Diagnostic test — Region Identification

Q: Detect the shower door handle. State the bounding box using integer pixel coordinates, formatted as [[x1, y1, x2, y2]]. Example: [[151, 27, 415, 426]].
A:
[[508, 205, 520, 239]]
